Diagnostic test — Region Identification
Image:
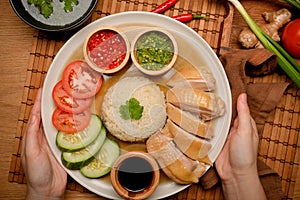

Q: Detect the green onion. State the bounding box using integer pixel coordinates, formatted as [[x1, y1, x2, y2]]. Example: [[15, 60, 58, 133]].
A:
[[262, 31, 300, 72], [228, 0, 300, 88], [281, 0, 300, 10]]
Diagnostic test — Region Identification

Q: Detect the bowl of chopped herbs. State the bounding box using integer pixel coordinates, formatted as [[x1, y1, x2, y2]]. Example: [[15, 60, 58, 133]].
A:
[[131, 28, 178, 76], [9, 0, 98, 32]]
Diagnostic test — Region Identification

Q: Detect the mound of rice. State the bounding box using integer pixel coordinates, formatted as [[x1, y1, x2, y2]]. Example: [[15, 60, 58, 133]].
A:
[[101, 76, 167, 142]]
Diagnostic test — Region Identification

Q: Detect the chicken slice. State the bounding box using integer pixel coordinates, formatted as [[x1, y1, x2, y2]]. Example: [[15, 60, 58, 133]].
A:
[[166, 103, 214, 139], [166, 87, 225, 121], [146, 131, 206, 184], [162, 119, 212, 165], [167, 63, 215, 92]]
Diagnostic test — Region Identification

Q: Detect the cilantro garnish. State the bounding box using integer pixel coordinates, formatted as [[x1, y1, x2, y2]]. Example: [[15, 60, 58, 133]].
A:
[[28, 0, 53, 18], [27, 0, 79, 18], [60, 0, 79, 12], [119, 98, 144, 120]]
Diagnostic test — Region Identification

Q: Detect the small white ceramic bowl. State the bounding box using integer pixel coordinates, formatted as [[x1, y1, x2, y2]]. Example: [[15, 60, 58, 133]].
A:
[[131, 28, 178, 76], [83, 27, 130, 74]]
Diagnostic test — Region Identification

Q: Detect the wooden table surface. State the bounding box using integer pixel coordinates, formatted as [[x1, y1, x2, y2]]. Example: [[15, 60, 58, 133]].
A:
[[0, 0, 299, 199]]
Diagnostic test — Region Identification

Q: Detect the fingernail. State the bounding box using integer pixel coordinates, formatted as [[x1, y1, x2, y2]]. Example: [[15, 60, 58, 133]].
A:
[[240, 93, 247, 103]]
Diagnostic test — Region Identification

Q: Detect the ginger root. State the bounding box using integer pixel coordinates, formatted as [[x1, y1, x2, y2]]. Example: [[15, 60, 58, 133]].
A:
[[238, 8, 292, 48]]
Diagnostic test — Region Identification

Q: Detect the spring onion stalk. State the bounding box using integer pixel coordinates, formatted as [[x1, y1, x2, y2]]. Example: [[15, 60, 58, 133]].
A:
[[281, 0, 300, 10], [262, 31, 300, 72], [228, 0, 300, 88]]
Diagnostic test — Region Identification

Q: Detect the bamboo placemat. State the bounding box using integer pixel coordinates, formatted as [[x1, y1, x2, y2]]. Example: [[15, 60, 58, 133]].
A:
[[8, 0, 299, 199]]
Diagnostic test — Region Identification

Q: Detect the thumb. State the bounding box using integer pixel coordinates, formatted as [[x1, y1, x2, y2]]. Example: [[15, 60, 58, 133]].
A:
[[24, 89, 43, 152], [236, 93, 251, 130]]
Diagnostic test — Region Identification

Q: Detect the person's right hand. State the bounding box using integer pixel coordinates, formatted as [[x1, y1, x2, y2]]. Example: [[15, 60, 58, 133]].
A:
[[215, 93, 266, 200]]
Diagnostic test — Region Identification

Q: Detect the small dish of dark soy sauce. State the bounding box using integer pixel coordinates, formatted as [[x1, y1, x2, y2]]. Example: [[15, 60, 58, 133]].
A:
[[111, 152, 160, 200]]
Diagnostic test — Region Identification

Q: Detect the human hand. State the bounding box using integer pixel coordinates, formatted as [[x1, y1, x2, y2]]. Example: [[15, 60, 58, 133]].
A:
[[21, 88, 67, 200], [215, 93, 266, 200]]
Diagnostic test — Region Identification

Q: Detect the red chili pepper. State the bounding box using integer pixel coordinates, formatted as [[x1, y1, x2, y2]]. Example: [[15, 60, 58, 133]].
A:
[[151, 0, 178, 14], [172, 13, 214, 23]]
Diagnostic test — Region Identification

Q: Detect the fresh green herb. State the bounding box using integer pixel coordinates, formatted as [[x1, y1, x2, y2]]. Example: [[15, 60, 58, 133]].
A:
[[135, 31, 174, 71], [228, 0, 300, 88], [28, 0, 53, 18], [28, 0, 79, 18], [60, 0, 79, 12], [119, 98, 144, 120]]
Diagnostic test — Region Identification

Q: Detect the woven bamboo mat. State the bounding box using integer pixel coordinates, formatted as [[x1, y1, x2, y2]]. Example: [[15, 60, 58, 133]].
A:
[[8, 0, 299, 199]]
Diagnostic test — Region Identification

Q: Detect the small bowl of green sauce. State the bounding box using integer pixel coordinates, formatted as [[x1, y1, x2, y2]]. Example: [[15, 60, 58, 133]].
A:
[[131, 28, 178, 76]]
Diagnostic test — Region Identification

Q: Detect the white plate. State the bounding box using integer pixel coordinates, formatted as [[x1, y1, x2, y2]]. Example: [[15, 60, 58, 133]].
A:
[[41, 11, 232, 200]]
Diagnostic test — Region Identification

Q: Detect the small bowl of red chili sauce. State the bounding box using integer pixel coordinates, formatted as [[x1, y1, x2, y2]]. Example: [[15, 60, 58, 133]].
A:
[[131, 28, 178, 76], [83, 27, 130, 74]]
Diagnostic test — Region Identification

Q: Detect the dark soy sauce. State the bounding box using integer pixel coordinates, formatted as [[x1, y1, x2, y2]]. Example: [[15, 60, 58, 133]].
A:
[[117, 156, 154, 192]]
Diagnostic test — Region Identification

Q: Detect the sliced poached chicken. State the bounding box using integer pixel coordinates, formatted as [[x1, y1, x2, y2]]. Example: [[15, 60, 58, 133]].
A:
[[166, 87, 225, 121], [146, 131, 206, 184], [166, 103, 213, 139], [167, 64, 215, 92], [162, 119, 212, 165]]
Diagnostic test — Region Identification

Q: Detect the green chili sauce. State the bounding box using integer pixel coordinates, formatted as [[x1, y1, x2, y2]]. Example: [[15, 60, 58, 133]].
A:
[[135, 31, 174, 71]]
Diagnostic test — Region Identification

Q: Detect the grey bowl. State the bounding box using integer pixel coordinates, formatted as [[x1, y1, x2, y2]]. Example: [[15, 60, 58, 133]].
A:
[[9, 0, 98, 32]]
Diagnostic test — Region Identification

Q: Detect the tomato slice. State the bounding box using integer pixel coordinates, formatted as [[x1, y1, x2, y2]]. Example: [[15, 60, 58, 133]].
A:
[[52, 81, 93, 114], [62, 60, 103, 99], [52, 108, 91, 134]]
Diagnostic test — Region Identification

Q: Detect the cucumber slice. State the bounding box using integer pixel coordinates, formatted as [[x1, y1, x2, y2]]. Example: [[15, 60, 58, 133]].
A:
[[80, 138, 120, 178], [61, 126, 106, 170], [56, 114, 102, 151]]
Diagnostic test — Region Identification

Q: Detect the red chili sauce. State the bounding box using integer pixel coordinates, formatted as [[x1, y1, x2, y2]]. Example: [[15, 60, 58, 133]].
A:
[[87, 30, 127, 70]]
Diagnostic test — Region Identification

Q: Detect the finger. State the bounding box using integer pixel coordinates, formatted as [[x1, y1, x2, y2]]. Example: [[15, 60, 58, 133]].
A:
[[29, 88, 42, 120], [227, 118, 238, 140], [24, 89, 43, 153], [21, 89, 42, 154], [236, 93, 252, 131], [232, 117, 239, 130], [250, 117, 259, 140]]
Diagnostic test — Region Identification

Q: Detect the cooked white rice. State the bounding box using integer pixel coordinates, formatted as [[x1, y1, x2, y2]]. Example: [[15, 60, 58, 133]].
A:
[[101, 76, 167, 142]]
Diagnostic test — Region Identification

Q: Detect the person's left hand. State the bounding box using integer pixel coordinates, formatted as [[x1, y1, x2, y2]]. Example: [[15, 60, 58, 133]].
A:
[[21, 88, 67, 200]]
